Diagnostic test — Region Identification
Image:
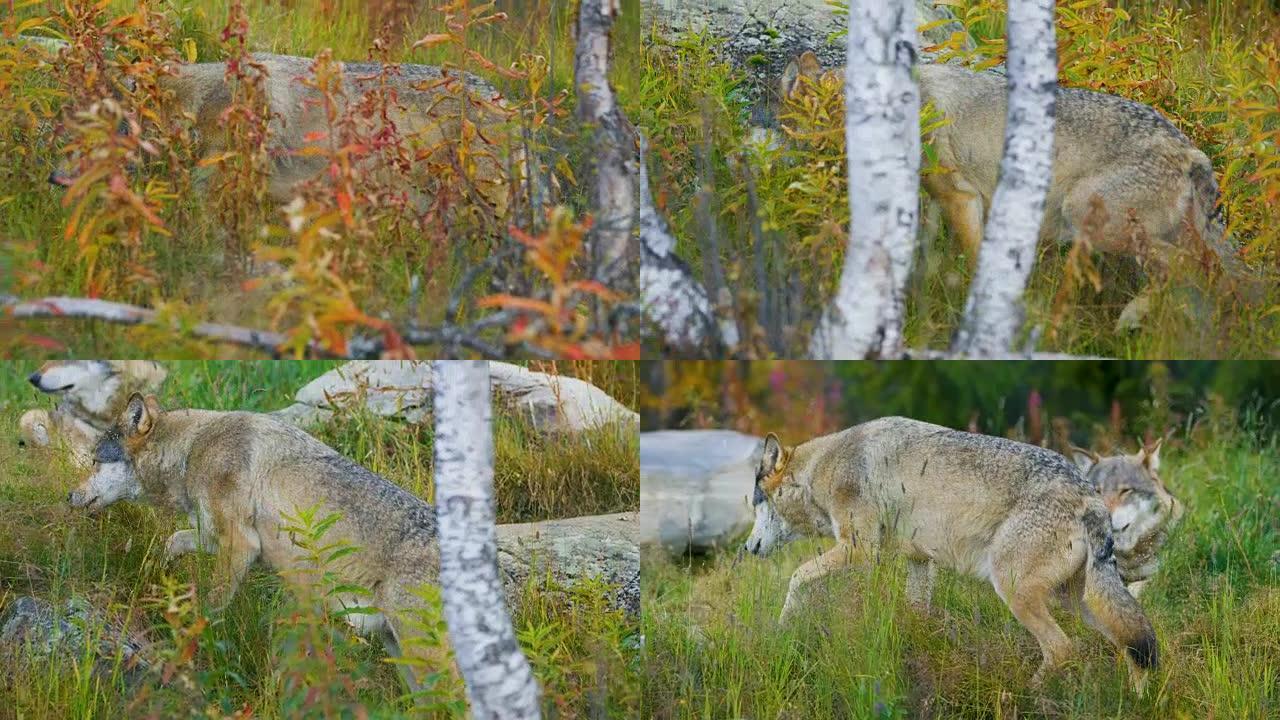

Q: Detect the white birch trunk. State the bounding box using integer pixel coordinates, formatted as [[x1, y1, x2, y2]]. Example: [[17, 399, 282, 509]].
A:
[[639, 137, 739, 353], [952, 0, 1057, 355], [432, 361, 541, 719], [810, 0, 920, 359], [574, 0, 633, 284]]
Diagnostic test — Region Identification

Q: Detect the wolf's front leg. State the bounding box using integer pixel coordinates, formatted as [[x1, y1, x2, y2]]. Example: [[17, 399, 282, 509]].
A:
[[204, 525, 260, 612], [906, 559, 937, 610], [779, 541, 860, 625]]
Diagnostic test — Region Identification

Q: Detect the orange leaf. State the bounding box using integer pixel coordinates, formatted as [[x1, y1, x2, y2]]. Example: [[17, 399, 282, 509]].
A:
[[413, 33, 453, 49], [477, 294, 557, 316]]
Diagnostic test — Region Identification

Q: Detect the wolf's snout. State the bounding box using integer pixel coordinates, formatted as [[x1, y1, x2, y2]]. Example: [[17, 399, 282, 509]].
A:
[[27, 372, 41, 388], [748, 538, 762, 555], [48, 170, 73, 188]]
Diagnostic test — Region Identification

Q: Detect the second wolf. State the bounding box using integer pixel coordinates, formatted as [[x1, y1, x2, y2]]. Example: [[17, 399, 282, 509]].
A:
[[743, 416, 1157, 690], [1073, 441, 1184, 597], [20, 360, 167, 467], [780, 53, 1250, 305], [70, 393, 450, 693]]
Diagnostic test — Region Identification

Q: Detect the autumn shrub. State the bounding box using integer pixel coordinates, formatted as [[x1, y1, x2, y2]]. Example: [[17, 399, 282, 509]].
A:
[[0, 0, 633, 358]]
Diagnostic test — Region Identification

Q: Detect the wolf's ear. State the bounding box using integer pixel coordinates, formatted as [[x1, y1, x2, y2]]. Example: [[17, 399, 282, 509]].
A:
[[123, 392, 156, 436], [760, 433, 784, 476], [1070, 445, 1099, 473], [113, 360, 168, 390], [797, 51, 822, 78], [1137, 439, 1161, 472], [780, 58, 803, 99], [780, 51, 823, 99]]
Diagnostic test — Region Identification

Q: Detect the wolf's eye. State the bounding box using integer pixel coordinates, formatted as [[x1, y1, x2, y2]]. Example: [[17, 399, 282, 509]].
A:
[[1119, 488, 1132, 497]]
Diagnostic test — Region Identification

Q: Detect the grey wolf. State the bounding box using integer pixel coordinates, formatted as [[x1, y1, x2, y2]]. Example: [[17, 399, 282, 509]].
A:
[[19, 361, 167, 467], [49, 52, 518, 216], [68, 393, 450, 693], [1073, 441, 1183, 598], [743, 416, 1158, 690], [780, 52, 1248, 318]]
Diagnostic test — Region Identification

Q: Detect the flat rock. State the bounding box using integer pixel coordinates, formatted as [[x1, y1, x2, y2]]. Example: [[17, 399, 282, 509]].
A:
[[497, 512, 639, 618], [0, 596, 151, 686], [640, 430, 762, 554], [280, 361, 638, 434]]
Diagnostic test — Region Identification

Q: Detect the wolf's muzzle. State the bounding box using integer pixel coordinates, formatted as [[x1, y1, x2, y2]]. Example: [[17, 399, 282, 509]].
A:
[[27, 372, 41, 387], [48, 170, 74, 188]]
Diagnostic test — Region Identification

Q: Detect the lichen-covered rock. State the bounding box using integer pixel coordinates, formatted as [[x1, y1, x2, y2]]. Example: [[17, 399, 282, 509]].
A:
[[640, 430, 762, 554], [0, 596, 151, 686], [641, 0, 977, 124], [496, 512, 639, 618], [277, 361, 638, 434]]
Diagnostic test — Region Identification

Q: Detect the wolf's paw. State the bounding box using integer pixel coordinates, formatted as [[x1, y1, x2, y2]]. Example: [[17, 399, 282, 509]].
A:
[[164, 529, 198, 560], [1116, 295, 1151, 332]]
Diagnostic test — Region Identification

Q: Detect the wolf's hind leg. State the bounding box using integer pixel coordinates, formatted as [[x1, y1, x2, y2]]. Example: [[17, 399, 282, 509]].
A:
[[779, 540, 862, 625], [906, 559, 936, 610]]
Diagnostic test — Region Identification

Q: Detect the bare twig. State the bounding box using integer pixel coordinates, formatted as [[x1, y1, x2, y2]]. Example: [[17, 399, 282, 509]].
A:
[[1, 295, 535, 359]]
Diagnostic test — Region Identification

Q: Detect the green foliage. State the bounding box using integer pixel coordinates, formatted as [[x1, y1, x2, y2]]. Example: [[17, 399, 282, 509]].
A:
[[644, 360, 1280, 448]]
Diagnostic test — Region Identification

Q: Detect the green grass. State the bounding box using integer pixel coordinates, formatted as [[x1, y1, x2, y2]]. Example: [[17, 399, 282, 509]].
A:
[[641, 426, 1280, 718], [0, 360, 640, 718]]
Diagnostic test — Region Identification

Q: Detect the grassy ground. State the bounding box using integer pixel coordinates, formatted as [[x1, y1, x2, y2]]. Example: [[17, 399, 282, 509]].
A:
[[641, 422, 1279, 718], [0, 360, 640, 718], [637, 0, 1280, 358], [0, 0, 640, 358]]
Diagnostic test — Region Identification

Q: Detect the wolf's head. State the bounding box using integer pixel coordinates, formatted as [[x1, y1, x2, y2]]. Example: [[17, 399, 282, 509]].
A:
[[28, 360, 167, 417], [69, 393, 161, 512], [743, 433, 803, 558], [1072, 441, 1183, 550], [778, 51, 839, 103]]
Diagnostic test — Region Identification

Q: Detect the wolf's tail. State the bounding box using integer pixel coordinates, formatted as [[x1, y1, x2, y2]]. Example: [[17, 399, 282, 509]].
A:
[[1187, 151, 1269, 301], [1082, 504, 1159, 671]]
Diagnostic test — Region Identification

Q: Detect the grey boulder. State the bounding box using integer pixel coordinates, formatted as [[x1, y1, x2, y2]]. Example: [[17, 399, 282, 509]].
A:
[[640, 430, 762, 554]]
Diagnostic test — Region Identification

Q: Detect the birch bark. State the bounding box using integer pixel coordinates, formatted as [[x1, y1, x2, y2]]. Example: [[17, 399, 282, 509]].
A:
[[639, 137, 737, 354], [810, 0, 920, 359], [575, 0, 634, 286], [432, 360, 541, 719], [952, 0, 1057, 355]]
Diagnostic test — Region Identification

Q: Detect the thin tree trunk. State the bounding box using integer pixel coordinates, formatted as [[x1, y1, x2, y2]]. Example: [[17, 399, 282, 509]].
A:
[[952, 0, 1057, 355], [810, 0, 920, 359], [574, 0, 633, 288], [432, 360, 541, 719]]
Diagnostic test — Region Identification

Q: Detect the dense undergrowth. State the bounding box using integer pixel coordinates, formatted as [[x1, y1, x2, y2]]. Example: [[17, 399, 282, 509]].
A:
[[637, 0, 1280, 358], [0, 0, 640, 358], [642, 396, 1279, 718], [0, 360, 640, 718]]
